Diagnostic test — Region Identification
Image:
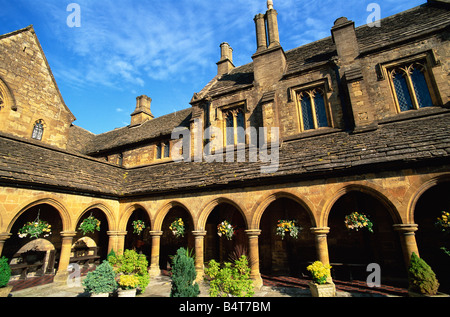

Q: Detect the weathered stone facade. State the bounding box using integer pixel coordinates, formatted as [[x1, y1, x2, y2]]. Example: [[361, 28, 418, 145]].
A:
[[0, 1, 449, 291]]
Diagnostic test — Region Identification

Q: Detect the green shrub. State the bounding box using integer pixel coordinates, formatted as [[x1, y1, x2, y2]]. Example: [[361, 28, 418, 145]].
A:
[[82, 260, 118, 295], [408, 252, 440, 295], [110, 249, 150, 291], [0, 257, 11, 288], [205, 255, 254, 297], [170, 248, 200, 297]]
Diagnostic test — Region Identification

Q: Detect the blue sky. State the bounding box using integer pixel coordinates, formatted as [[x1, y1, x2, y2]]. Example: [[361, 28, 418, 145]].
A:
[[0, 0, 424, 134]]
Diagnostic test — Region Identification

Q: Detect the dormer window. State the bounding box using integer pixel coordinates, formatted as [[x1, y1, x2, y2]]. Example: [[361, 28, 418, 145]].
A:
[[31, 119, 45, 141], [156, 141, 170, 160], [388, 61, 435, 112], [223, 107, 245, 146], [296, 87, 331, 131]]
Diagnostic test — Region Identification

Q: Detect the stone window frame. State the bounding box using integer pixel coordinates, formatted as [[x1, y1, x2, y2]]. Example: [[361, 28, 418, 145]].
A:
[[31, 119, 45, 141], [155, 140, 171, 160], [0, 77, 17, 111], [291, 80, 333, 133], [220, 101, 246, 147], [376, 51, 441, 114]]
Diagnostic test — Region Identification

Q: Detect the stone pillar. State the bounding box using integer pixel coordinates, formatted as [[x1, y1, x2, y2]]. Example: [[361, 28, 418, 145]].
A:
[[107, 231, 128, 255], [0, 233, 12, 257], [245, 229, 263, 289], [393, 224, 419, 267], [54, 231, 77, 284], [149, 231, 163, 277], [310, 227, 331, 266], [192, 230, 207, 282], [266, 9, 280, 48]]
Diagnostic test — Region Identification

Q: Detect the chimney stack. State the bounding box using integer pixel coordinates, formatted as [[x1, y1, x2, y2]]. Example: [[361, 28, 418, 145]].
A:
[[130, 95, 154, 126], [217, 42, 235, 76]]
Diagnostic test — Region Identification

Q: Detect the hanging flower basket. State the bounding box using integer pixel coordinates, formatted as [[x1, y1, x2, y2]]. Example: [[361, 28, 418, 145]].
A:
[[217, 220, 235, 240], [344, 212, 374, 233], [276, 220, 301, 240], [435, 211, 449, 232], [169, 218, 185, 238], [18, 212, 52, 239], [132, 220, 146, 235], [79, 214, 101, 235]]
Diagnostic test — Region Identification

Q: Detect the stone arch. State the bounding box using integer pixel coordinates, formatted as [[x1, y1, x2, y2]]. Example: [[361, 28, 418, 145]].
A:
[[407, 173, 450, 224], [320, 183, 402, 227], [119, 203, 151, 232], [0, 76, 17, 111], [7, 197, 71, 233], [251, 191, 316, 230], [77, 202, 116, 232], [154, 201, 194, 232], [198, 197, 248, 231]]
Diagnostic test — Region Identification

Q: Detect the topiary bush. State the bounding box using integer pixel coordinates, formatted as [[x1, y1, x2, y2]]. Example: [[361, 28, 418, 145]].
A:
[[408, 252, 440, 296], [204, 255, 254, 297], [82, 260, 118, 295], [0, 257, 11, 288], [170, 247, 200, 297]]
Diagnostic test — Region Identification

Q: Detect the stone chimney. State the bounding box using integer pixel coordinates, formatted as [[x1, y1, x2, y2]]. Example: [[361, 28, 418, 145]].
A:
[[130, 95, 154, 126], [252, 1, 286, 89], [331, 17, 360, 64], [217, 42, 235, 76]]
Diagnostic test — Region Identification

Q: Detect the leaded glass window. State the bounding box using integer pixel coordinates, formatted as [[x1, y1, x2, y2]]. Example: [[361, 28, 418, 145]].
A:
[[297, 88, 330, 131], [31, 120, 44, 141], [223, 107, 245, 146], [389, 61, 434, 112], [156, 143, 162, 159], [164, 141, 170, 158]]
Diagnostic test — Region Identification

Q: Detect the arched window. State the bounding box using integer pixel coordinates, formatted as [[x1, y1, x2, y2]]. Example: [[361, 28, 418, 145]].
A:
[[0, 91, 4, 111], [223, 106, 246, 146], [297, 87, 330, 131], [31, 120, 45, 141], [389, 62, 434, 112]]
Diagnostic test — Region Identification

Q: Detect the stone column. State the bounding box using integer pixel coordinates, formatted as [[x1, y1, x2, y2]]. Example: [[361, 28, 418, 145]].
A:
[[245, 229, 263, 289], [310, 227, 331, 265], [393, 224, 419, 266], [192, 230, 207, 282], [0, 233, 12, 257], [107, 231, 128, 255], [54, 231, 77, 284], [148, 231, 163, 277]]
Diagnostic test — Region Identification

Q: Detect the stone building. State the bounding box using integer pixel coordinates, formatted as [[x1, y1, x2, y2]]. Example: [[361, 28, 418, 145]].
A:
[[0, 0, 449, 291]]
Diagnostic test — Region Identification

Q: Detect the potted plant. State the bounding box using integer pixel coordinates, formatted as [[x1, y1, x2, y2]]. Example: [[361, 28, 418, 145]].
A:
[[82, 260, 118, 297], [18, 212, 52, 239], [435, 211, 450, 256], [344, 212, 374, 233], [132, 220, 146, 235], [217, 220, 235, 240], [117, 274, 140, 297], [109, 249, 150, 294], [276, 219, 301, 240], [79, 214, 101, 235], [169, 218, 185, 238], [306, 261, 335, 297], [0, 256, 12, 297], [407, 252, 446, 297]]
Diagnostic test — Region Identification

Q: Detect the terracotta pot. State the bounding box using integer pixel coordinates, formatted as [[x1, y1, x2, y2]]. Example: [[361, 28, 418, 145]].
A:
[[308, 281, 336, 297], [118, 288, 136, 297], [0, 285, 13, 298]]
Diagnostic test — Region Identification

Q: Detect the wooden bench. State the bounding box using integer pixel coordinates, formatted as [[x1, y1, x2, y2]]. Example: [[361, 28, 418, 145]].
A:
[[9, 251, 51, 280], [69, 247, 100, 267]]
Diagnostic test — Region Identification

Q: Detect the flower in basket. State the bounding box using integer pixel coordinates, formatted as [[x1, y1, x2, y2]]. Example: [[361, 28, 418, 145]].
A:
[[79, 215, 101, 235], [344, 212, 374, 233], [307, 261, 332, 285], [118, 274, 140, 290], [18, 220, 52, 239], [276, 220, 301, 240], [217, 220, 235, 240], [435, 211, 449, 232], [132, 220, 146, 235], [169, 218, 185, 238]]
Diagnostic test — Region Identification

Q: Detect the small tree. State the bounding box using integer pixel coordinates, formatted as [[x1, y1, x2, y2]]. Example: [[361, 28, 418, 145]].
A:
[[0, 257, 11, 288], [82, 260, 118, 295], [170, 248, 200, 297], [408, 252, 440, 295]]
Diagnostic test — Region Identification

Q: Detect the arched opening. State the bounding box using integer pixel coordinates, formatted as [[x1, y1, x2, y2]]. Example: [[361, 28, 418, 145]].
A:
[[414, 181, 450, 293], [259, 197, 315, 276], [160, 205, 194, 271], [205, 203, 247, 264], [4, 204, 62, 279], [124, 208, 152, 263], [75, 208, 109, 261], [328, 191, 404, 285]]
